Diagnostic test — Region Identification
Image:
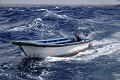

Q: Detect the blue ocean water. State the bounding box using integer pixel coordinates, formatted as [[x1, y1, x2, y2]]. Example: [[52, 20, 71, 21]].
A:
[[0, 6, 120, 80]]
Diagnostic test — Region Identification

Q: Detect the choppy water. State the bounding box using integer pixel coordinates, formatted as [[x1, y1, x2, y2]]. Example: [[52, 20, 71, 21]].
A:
[[0, 6, 120, 80]]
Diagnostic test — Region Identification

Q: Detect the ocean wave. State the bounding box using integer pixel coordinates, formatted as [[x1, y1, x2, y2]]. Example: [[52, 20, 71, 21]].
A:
[[45, 38, 120, 62], [45, 31, 120, 62], [7, 18, 44, 31], [42, 10, 71, 20]]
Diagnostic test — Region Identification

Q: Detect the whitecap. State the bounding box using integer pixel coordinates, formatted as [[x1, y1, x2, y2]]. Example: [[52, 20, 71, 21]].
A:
[[44, 36, 120, 62], [113, 73, 120, 80], [36, 9, 46, 11], [8, 26, 26, 31], [87, 31, 105, 39], [26, 74, 44, 80], [43, 10, 71, 19], [9, 8, 13, 10], [8, 18, 45, 31], [19, 10, 25, 12], [29, 18, 43, 28], [55, 7, 59, 9]]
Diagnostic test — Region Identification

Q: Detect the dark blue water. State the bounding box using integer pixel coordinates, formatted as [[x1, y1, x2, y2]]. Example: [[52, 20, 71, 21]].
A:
[[0, 6, 120, 80]]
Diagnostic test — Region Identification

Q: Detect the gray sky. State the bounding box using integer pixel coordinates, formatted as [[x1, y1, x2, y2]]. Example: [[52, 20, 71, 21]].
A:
[[1, 0, 120, 5]]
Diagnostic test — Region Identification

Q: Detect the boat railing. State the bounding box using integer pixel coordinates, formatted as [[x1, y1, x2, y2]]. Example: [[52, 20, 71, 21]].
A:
[[37, 37, 75, 44]]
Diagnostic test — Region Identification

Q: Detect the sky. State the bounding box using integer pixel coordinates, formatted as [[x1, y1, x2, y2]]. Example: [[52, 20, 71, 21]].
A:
[[0, 0, 120, 5]]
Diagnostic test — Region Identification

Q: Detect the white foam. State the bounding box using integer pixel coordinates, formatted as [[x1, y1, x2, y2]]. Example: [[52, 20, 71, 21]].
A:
[[8, 18, 45, 31], [55, 7, 59, 9], [36, 9, 47, 11], [45, 31, 120, 62], [43, 10, 70, 19], [9, 8, 13, 10], [8, 25, 26, 31], [29, 18, 43, 27], [111, 32, 120, 38], [19, 10, 25, 11], [45, 56, 73, 62], [87, 31, 105, 39], [78, 41, 120, 61], [26, 74, 44, 80], [113, 73, 120, 80]]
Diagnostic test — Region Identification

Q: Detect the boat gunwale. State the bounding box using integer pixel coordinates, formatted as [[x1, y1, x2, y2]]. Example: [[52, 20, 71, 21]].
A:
[[12, 39, 92, 47]]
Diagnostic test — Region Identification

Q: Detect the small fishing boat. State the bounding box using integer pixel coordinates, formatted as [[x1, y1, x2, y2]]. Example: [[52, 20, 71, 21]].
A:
[[12, 35, 92, 58]]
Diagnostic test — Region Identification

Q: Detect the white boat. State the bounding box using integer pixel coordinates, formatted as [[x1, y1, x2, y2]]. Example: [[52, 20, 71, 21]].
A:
[[12, 36, 92, 58]]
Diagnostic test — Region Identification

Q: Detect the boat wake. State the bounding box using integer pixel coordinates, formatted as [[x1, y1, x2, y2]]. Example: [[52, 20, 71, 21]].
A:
[[45, 32, 120, 62]]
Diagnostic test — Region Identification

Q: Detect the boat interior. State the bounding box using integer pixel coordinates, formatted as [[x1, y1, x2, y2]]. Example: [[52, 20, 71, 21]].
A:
[[12, 36, 90, 46], [33, 35, 84, 44], [36, 37, 76, 44]]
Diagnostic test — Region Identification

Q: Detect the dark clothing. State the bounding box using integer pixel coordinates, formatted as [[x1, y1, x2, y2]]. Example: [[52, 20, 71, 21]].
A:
[[75, 35, 82, 42]]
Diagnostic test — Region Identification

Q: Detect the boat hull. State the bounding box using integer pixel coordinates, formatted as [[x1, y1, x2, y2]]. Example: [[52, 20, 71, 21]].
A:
[[20, 41, 91, 58]]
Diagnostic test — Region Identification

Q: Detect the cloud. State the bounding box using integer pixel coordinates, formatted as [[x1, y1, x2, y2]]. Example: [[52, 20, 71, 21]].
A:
[[1, 0, 120, 5]]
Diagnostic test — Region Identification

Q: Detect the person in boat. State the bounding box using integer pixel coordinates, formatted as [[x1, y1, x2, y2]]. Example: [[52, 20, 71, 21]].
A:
[[74, 35, 82, 42]]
